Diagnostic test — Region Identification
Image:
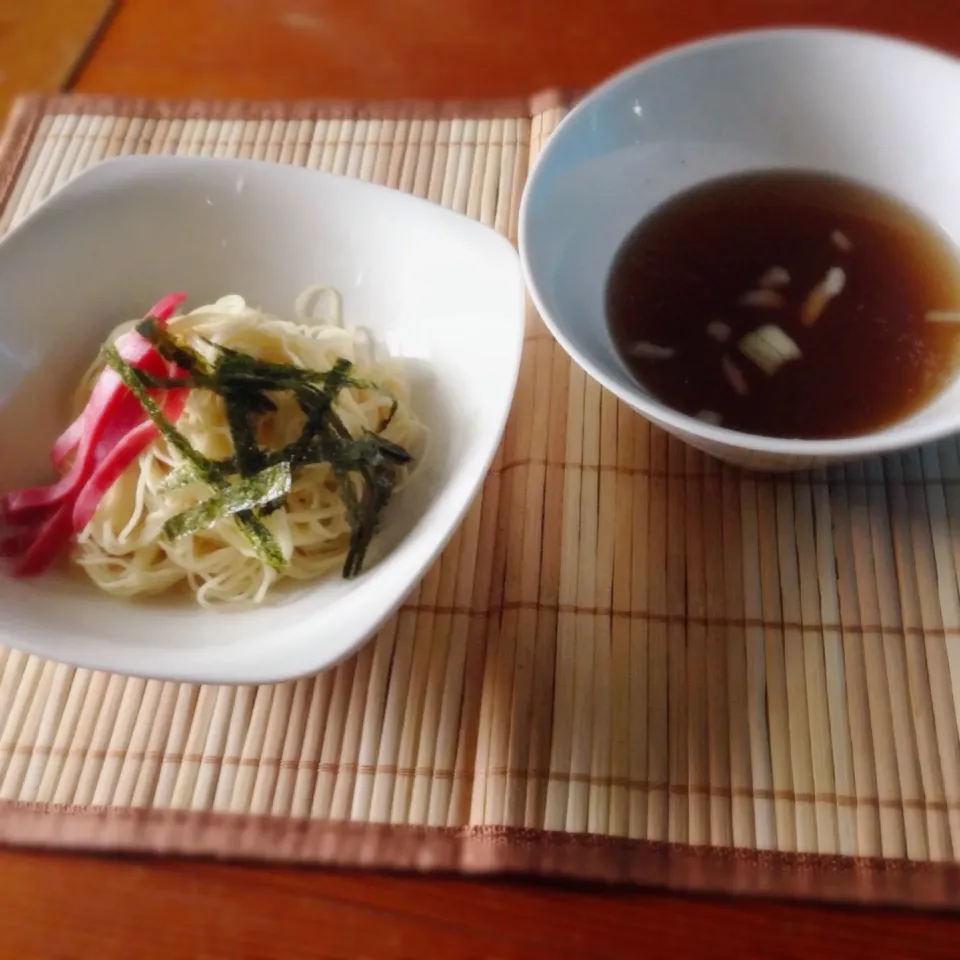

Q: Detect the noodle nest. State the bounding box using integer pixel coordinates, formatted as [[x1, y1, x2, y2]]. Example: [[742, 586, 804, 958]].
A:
[[74, 288, 428, 607]]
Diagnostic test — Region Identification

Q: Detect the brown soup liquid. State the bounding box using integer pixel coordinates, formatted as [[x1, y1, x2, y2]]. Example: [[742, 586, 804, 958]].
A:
[[605, 171, 960, 439]]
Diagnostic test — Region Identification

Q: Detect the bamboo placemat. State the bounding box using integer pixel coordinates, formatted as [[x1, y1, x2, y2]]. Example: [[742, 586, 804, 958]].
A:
[[0, 94, 959, 910]]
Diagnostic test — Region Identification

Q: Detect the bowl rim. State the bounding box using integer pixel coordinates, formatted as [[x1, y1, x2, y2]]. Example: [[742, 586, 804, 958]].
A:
[[519, 25, 960, 459], [0, 154, 527, 684]]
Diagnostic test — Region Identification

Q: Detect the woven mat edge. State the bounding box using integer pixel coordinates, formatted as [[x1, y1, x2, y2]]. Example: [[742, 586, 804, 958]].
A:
[[5, 88, 568, 124], [0, 89, 569, 213], [1, 801, 958, 909]]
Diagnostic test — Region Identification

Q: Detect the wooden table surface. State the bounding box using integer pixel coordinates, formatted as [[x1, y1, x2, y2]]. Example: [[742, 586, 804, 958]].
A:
[[3, 0, 960, 956]]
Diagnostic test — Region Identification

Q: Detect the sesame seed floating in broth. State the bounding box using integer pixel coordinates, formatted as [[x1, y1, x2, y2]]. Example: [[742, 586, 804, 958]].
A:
[[831, 229, 853, 252], [695, 410, 723, 426], [739, 288, 787, 309], [800, 266, 846, 326], [628, 341, 676, 360], [706, 320, 732, 343], [721, 353, 750, 395], [758, 266, 791, 288]]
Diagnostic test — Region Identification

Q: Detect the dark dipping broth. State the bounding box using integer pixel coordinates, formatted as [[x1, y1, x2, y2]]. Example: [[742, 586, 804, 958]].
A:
[[605, 171, 960, 439]]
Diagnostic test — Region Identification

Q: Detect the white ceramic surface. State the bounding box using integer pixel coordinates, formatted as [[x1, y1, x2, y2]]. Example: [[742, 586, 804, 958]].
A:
[[520, 28, 960, 471], [0, 156, 525, 683]]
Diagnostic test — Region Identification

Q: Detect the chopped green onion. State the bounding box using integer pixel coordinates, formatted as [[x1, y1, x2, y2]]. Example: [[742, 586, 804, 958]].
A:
[[737, 324, 802, 376]]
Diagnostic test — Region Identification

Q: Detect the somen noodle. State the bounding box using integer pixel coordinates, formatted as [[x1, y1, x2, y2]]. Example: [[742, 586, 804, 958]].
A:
[[70, 287, 429, 607]]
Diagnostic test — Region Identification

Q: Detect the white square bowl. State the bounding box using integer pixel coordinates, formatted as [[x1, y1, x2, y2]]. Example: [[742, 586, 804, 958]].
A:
[[0, 156, 525, 683]]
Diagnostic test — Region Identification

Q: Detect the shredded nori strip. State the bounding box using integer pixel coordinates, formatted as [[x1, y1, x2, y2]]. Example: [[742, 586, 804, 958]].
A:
[[221, 385, 266, 477], [378, 399, 399, 433], [163, 462, 292, 540], [104, 347, 286, 572], [103, 347, 220, 478], [136, 318, 213, 375], [109, 319, 413, 579], [157, 461, 202, 493]]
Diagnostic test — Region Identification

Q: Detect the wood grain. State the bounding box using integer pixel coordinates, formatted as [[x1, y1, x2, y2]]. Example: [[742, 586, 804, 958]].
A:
[[1, 0, 959, 956], [74, 0, 960, 100], [0, 0, 114, 119], [2, 849, 958, 959]]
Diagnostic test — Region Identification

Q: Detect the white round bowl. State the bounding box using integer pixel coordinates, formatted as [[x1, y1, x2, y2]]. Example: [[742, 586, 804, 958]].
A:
[[520, 28, 960, 471], [0, 157, 525, 683]]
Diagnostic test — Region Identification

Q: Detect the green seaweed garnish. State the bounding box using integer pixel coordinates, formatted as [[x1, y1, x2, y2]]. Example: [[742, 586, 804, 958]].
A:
[[157, 461, 203, 493], [136, 318, 213, 375], [222, 385, 266, 477], [104, 347, 286, 572], [109, 320, 413, 579], [163, 462, 292, 540], [340, 461, 398, 579], [232, 513, 287, 572], [378, 399, 399, 433], [104, 346, 220, 477]]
